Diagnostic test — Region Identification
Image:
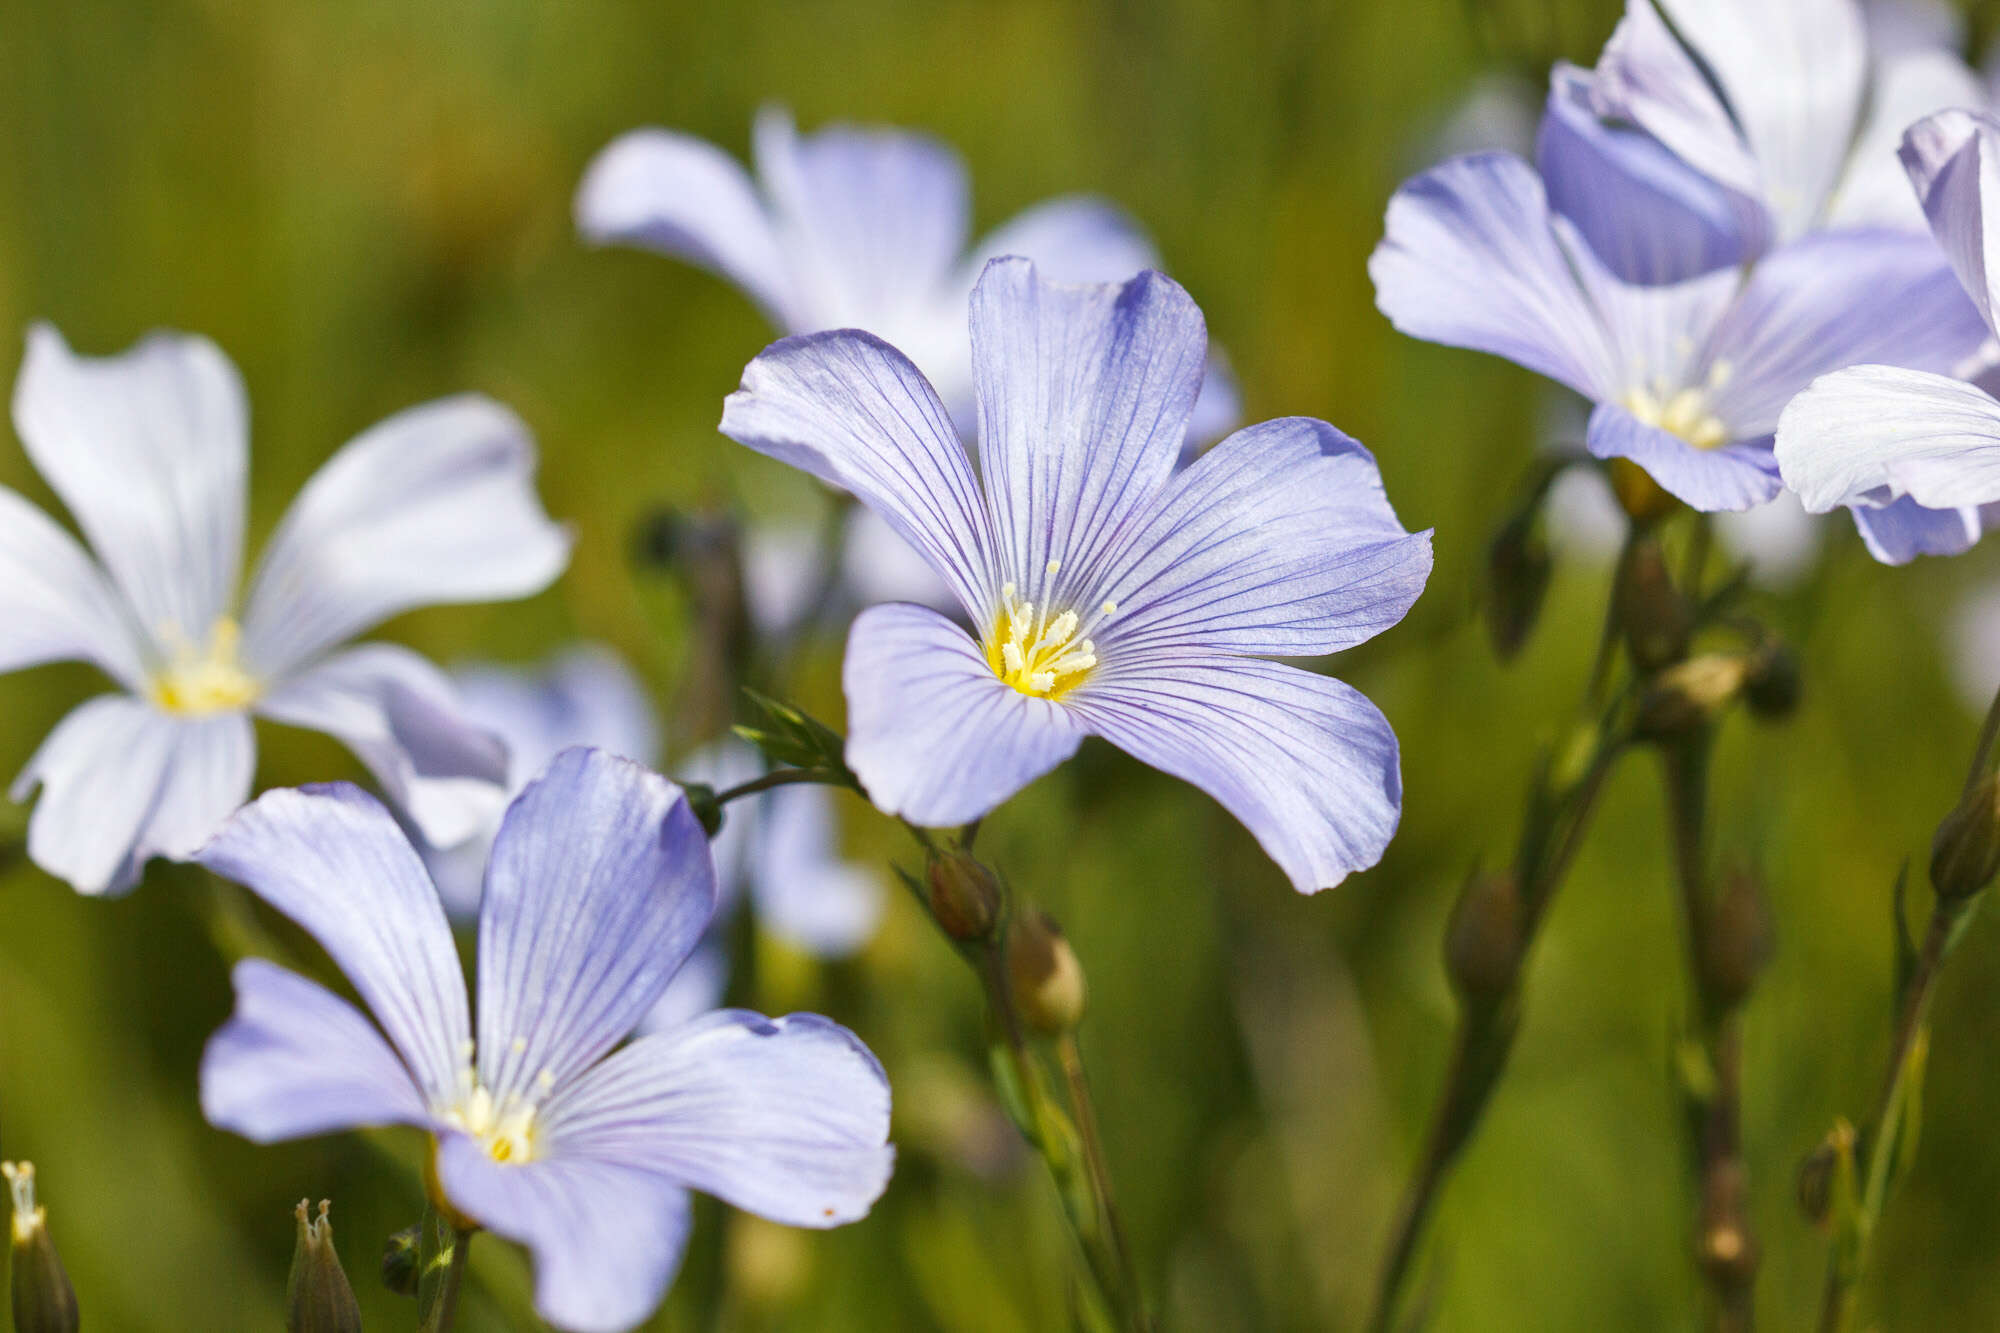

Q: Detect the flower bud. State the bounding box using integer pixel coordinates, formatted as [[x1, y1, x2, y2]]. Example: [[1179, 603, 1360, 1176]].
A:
[[1697, 865, 1773, 1013], [287, 1200, 362, 1333], [4, 1163, 78, 1333], [1742, 640, 1800, 721], [925, 848, 1000, 941], [1634, 654, 1748, 741], [683, 782, 725, 839], [1484, 513, 1552, 662], [1006, 911, 1087, 1035], [381, 1223, 421, 1297], [1796, 1120, 1856, 1229], [1443, 871, 1524, 1002], [1930, 774, 2000, 902], [1608, 457, 1681, 526], [1617, 537, 1691, 672]]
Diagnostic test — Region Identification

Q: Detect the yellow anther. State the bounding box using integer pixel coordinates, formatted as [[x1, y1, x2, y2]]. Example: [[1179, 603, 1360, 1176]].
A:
[[987, 584, 1101, 699], [151, 617, 259, 716]]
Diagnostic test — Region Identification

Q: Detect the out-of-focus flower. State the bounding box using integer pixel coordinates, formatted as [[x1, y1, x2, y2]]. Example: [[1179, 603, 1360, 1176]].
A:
[[199, 748, 894, 1333], [0, 325, 568, 895], [1777, 111, 2000, 560], [1373, 69, 1985, 517], [424, 648, 884, 1028], [1712, 491, 1824, 589], [575, 105, 1238, 443], [1949, 577, 2000, 711], [722, 260, 1432, 894]]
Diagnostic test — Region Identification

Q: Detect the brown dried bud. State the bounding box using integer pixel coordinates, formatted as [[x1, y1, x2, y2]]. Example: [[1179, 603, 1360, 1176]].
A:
[[1006, 911, 1087, 1035], [1698, 865, 1774, 1012], [1617, 536, 1691, 672], [1608, 457, 1682, 526], [1444, 871, 1524, 1002], [1635, 654, 1749, 740], [5, 1163, 78, 1333], [287, 1200, 362, 1333], [1796, 1120, 1856, 1229], [381, 1223, 421, 1297], [1484, 513, 1552, 662], [1930, 774, 2000, 902], [925, 848, 1000, 941]]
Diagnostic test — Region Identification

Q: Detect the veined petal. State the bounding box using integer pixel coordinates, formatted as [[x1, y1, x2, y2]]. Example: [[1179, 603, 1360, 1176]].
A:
[[1901, 108, 2000, 334], [1829, 49, 1985, 230], [196, 783, 471, 1107], [1371, 152, 1621, 402], [1865, 0, 1965, 57], [239, 394, 570, 678], [201, 959, 430, 1141], [541, 1010, 893, 1226], [10, 324, 246, 656], [841, 603, 1085, 826], [1538, 63, 1759, 284], [751, 784, 884, 957], [1776, 363, 2000, 511], [969, 259, 1206, 604], [0, 486, 147, 688], [476, 749, 715, 1108], [1592, 0, 1764, 206], [963, 196, 1158, 289], [1089, 419, 1433, 658], [434, 1140, 691, 1333], [1586, 403, 1783, 511], [1185, 351, 1242, 447], [1849, 494, 1982, 563], [454, 644, 661, 791], [574, 128, 796, 329], [1065, 656, 1402, 894], [753, 107, 970, 343], [255, 643, 512, 850], [636, 940, 731, 1037], [13, 696, 172, 896], [720, 329, 997, 616], [675, 739, 763, 911], [1708, 228, 1989, 436]]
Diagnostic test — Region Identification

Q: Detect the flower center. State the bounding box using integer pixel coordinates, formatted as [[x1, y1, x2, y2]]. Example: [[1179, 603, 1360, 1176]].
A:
[[986, 580, 1104, 699], [1621, 360, 1733, 452], [151, 617, 259, 716], [440, 1045, 556, 1166]]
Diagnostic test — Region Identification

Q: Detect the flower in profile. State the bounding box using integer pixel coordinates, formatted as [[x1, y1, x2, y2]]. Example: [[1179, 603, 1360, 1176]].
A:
[[0, 325, 569, 895], [1371, 62, 1986, 522], [199, 747, 894, 1333], [721, 259, 1432, 893], [422, 646, 882, 1028], [575, 105, 1237, 441], [1777, 110, 2000, 560]]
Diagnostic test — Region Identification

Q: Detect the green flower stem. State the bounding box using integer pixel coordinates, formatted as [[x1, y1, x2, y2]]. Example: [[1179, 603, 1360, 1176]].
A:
[[712, 765, 847, 806], [415, 1212, 472, 1333]]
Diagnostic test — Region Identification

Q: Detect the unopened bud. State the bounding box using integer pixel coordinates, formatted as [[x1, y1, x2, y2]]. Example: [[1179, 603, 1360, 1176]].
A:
[[1635, 654, 1749, 740], [1930, 774, 2000, 901], [1742, 640, 1800, 720], [1006, 911, 1087, 1034], [5, 1163, 78, 1333], [1617, 537, 1691, 671], [1444, 871, 1524, 1002], [1484, 513, 1552, 661], [381, 1223, 421, 1297], [684, 782, 725, 839], [926, 849, 1000, 941], [1698, 865, 1773, 1012], [1796, 1120, 1856, 1229], [287, 1200, 362, 1333], [1608, 457, 1681, 526]]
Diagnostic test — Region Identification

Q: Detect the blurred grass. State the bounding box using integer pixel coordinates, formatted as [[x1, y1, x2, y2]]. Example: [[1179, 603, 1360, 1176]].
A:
[[4, 0, 2000, 1328]]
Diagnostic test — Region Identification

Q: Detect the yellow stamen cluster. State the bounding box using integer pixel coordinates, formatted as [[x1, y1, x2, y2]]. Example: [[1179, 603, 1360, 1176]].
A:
[[440, 1040, 554, 1165], [1622, 360, 1734, 452], [151, 617, 260, 716], [987, 579, 1102, 698]]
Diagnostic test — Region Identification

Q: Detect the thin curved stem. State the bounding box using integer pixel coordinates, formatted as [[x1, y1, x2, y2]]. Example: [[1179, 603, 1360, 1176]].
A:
[[712, 766, 843, 806]]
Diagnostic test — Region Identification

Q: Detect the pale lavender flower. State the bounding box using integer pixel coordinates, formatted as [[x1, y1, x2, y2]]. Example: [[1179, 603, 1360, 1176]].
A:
[[575, 105, 1238, 442], [1949, 576, 2000, 710], [426, 648, 882, 1027], [0, 325, 569, 895], [721, 259, 1432, 894], [1777, 110, 2000, 559], [1372, 66, 1986, 517], [199, 747, 893, 1333]]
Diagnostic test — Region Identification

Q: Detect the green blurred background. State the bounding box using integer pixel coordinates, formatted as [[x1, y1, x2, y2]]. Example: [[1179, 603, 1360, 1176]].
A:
[[5, 0, 2000, 1327]]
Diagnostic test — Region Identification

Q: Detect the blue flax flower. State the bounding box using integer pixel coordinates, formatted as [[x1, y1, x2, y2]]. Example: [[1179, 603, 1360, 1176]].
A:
[[1370, 61, 1986, 525], [199, 747, 894, 1333], [0, 325, 569, 895], [576, 105, 1237, 442], [1778, 110, 2000, 558], [720, 259, 1432, 894]]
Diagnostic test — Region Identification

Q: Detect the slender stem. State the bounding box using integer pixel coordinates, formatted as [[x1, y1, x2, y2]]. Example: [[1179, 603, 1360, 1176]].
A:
[[712, 766, 842, 806], [1816, 902, 1961, 1333], [418, 1226, 473, 1333], [1058, 1033, 1144, 1326]]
